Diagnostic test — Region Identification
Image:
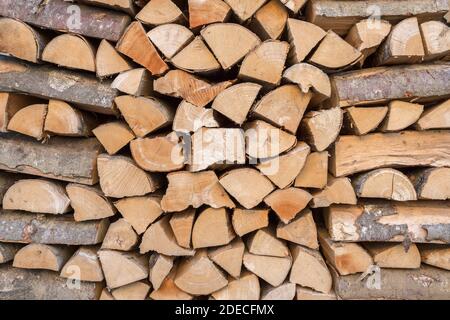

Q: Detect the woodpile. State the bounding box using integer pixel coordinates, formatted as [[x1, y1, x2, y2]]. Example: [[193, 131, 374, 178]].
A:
[[0, 0, 449, 301]]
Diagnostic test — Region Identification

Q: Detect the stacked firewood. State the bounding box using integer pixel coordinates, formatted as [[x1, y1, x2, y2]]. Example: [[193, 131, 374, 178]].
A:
[[0, 0, 449, 300]]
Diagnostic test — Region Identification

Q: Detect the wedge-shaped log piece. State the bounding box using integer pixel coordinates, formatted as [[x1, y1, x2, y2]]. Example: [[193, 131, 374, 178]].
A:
[[102, 218, 138, 251], [212, 271, 260, 300], [239, 40, 289, 87], [0, 93, 42, 132], [295, 151, 328, 189], [150, 267, 194, 300], [13, 243, 72, 272], [325, 201, 450, 243], [280, 0, 306, 13], [244, 120, 296, 159], [219, 168, 274, 209], [111, 68, 153, 96], [7, 104, 47, 140], [208, 238, 244, 278], [331, 131, 450, 177], [247, 227, 289, 258], [287, 19, 326, 64], [212, 82, 262, 125], [0, 211, 109, 245], [380, 101, 424, 132], [162, 171, 235, 212], [114, 196, 163, 235], [140, 215, 195, 256], [409, 168, 450, 200], [170, 209, 195, 248], [311, 176, 357, 208], [96, 39, 132, 78], [112, 282, 151, 300], [290, 244, 332, 294], [0, 18, 47, 63], [66, 184, 115, 222], [353, 168, 417, 201], [136, 0, 184, 26], [201, 23, 261, 69], [173, 100, 219, 133], [175, 249, 228, 295], [117, 21, 168, 75], [97, 154, 161, 198], [253, 85, 311, 134], [189, 0, 231, 29], [232, 209, 269, 237], [192, 208, 235, 249], [421, 21, 450, 61], [318, 228, 373, 276], [419, 244, 450, 271], [276, 209, 318, 250], [93, 121, 135, 155], [115, 96, 173, 138], [265, 188, 312, 224], [243, 252, 291, 287], [43, 34, 96, 72], [261, 282, 296, 300], [154, 70, 234, 107], [343, 106, 388, 135], [224, 0, 267, 22], [296, 286, 336, 300], [301, 109, 342, 152], [172, 37, 220, 74], [3, 179, 70, 214], [416, 99, 450, 130], [0, 243, 20, 264], [147, 24, 194, 59], [364, 243, 421, 269], [149, 253, 174, 290], [99, 250, 148, 289], [60, 246, 104, 282], [251, 0, 287, 41]]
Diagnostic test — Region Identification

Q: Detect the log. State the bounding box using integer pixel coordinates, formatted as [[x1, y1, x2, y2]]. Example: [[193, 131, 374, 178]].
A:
[[264, 188, 312, 224], [0, 211, 109, 245], [67, 184, 115, 222], [173, 100, 219, 133], [329, 63, 450, 108], [416, 99, 450, 130], [7, 103, 47, 140], [318, 228, 373, 276], [3, 179, 70, 214], [0, 18, 48, 63], [305, 0, 449, 36], [112, 282, 151, 300], [93, 121, 135, 155], [171, 37, 221, 74], [247, 227, 289, 258], [60, 246, 104, 282], [330, 131, 450, 177], [276, 209, 319, 250], [98, 250, 148, 289], [296, 286, 336, 300], [97, 154, 161, 198], [0, 92, 42, 132], [13, 243, 73, 271], [188, 0, 231, 29], [114, 196, 163, 235], [208, 238, 244, 278], [380, 101, 424, 132], [250, 0, 288, 40], [343, 106, 388, 135], [200, 23, 261, 69], [147, 24, 194, 59], [169, 209, 195, 248], [96, 39, 132, 78], [161, 171, 235, 212], [0, 243, 20, 264], [409, 168, 450, 200], [102, 218, 138, 251], [211, 272, 260, 300], [243, 252, 292, 287], [261, 282, 296, 300], [111, 68, 153, 96], [116, 21, 168, 75], [311, 176, 357, 208], [150, 267, 193, 300], [149, 253, 174, 290], [287, 19, 326, 64], [192, 207, 235, 249], [352, 168, 417, 201], [0, 265, 102, 300], [421, 21, 450, 61], [232, 208, 269, 237], [136, 0, 185, 26], [0, 57, 118, 115], [294, 151, 328, 189], [324, 201, 450, 244], [364, 243, 421, 269], [0, 133, 102, 185], [419, 244, 450, 271], [224, 0, 267, 22]]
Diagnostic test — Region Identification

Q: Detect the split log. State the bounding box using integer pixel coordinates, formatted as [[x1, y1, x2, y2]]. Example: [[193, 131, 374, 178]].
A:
[[212, 272, 260, 300], [294, 151, 328, 189], [353, 168, 417, 201], [173, 100, 219, 133], [409, 168, 450, 200], [136, 0, 185, 26], [13, 243, 72, 271], [147, 24, 194, 59], [324, 201, 450, 244], [0, 243, 20, 264], [3, 179, 70, 214], [171, 37, 221, 74], [98, 250, 148, 289], [149, 253, 174, 290], [311, 176, 356, 208], [115, 95, 174, 138], [0, 133, 102, 184], [112, 282, 151, 300], [0, 211, 109, 245], [287, 19, 326, 64], [380, 101, 424, 132], [169, 209, 196, 248], [289, 244, 332, 294], [7, 103, 47, 140], [200, 23, 261, 69], [114, 196, 163, 235], [421, 21, 450, 61], [224, 0, 267, 22], [77, 0, 136, 17], [0, 265, 102, 300], [0, 0, 131, 41], [329, 63, 450, 108], [42, 34, 96, 72], [93, 121, 135, 155], [264, 188, 312, 224], [219, 168, 274, 209], [192, 207, 235, 248], [247, 227, 289, 258], [102, 218, 138, 251], [0, 18, 48, 63], [330, 131, 450, 177], [343, 106, 388, 135], [140, 215, 195, 256], [116, 21, 168, 75], [174, 249, 228, 296], [261, 282, 295, 300], [67, 184, 115, 222], [276, 209, 319, 250], [212, 82, 262, 125], [416, 99, 450, 130], [364, 243, 421, 269], [296, 286, 336, 300], [243, 252, 292, 287], [96, 39, 132, 78], [232, 208, 269, 237], [111, 68, 153, 96], [318, 228, 373, 276], [161, 171, 235, 212], [280, 0, 306, 13], [253, 85, 311, 134], [60, 246, 104, 282], [419, 244, 450, 271], [0, 93, 42, 132], [0, 57, 118, 115], [188, 0, 231, 29], [208, 238, 244, 278], [98, 154, 161, 198], [250, 0, 288, 40], [238, 40, 289, 87], [150, 267, 193, 300]]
